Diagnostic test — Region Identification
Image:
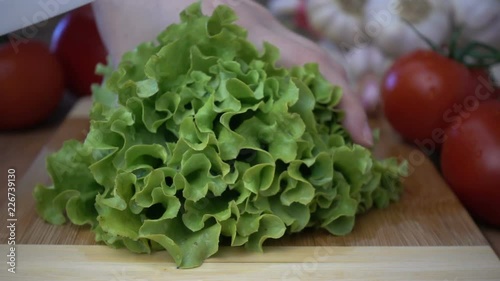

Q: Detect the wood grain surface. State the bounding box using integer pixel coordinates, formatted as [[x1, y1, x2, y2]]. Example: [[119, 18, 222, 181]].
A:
[[1, 245, 499, 281], [0, 97, 489, 247], [1, 97, 500, 281]]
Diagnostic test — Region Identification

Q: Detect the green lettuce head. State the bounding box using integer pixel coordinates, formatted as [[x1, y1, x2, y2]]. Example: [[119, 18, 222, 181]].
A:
[[34, 2, 407, 269]]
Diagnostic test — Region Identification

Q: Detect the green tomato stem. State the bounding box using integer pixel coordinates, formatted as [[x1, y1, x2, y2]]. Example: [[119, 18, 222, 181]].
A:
[[403, 20, 500, 68], [402, 19, 439, 52]]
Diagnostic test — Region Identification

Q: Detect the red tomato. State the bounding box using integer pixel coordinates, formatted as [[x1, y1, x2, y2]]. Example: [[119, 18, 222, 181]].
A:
[[0, 41, 65, 130], [381, 50, 470, 143], [440, 101, 500, 227], [50, 4, 107, 97]]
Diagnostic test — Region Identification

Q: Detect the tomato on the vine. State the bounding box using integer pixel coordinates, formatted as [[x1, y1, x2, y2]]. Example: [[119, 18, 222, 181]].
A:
[[50, 4, 107, 97], [381, 50, 471, 143], [440, 101, 500, 227], [0, 41, 65, 130]]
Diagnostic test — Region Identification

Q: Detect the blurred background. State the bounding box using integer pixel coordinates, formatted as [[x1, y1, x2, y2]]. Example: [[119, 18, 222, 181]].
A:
[[1, 0, 499, 133], [0, 0, 499, 251]]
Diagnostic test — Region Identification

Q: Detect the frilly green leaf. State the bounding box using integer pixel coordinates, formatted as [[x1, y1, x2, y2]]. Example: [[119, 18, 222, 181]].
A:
[[34, 2, 407, 269]]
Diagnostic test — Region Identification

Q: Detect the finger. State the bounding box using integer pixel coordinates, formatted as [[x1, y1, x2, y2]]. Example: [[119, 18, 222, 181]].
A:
[[338, 89, 374, 147], [313, 58, 374, 148], [357, 73, 382, 116]]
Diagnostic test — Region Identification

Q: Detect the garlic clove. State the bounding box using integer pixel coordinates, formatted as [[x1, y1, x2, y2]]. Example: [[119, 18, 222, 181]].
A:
[[452, 0, 500, 49], [346, 45, 387, 79], [364, 0, 452, 58], [332, 14, 366, 47], [308, 2, 338, 33], [307, 0, 367, 48]]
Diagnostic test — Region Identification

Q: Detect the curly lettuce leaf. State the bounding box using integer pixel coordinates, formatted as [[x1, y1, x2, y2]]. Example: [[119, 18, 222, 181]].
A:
[[34, 140, 103, 227], [34, 2, 407, 269]]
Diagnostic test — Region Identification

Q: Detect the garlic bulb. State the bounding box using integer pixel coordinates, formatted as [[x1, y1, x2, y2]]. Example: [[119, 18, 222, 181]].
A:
[[345, 44, 390, 81], [451, 0, 500, 49], [364, 0, 452, 57], [306, 0, 368, 49]]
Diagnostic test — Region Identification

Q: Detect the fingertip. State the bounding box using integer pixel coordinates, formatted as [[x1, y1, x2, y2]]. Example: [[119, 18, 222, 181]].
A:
[[362, 123, 374, 147], [340, 94, 373, 148], [342, 118, 373, 148]]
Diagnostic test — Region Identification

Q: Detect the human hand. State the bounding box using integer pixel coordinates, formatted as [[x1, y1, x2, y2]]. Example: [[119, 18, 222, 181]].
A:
[[92, 0, 373, 147]]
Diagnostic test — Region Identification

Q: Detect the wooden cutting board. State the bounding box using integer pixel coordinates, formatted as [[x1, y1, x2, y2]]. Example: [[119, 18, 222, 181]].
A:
[[1, 97, 499, 280]]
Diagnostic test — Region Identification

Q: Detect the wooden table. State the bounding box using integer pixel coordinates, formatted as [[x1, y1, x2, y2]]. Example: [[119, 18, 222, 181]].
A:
[[1, 96, 499, 280], [2, 96, 498, 255]]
